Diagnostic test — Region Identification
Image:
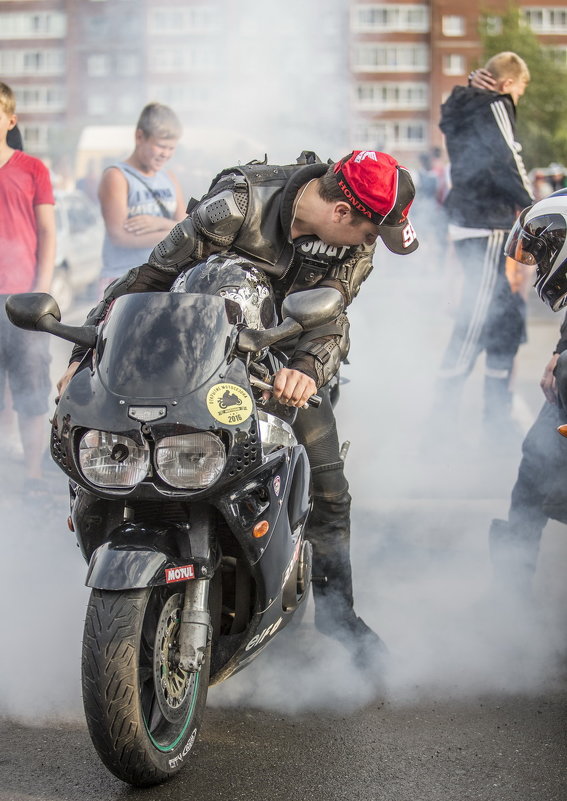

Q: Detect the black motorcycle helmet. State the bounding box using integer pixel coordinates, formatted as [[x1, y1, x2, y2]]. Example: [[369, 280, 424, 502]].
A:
[[170, 254, 277, 329], [504, 188, 567, 311]]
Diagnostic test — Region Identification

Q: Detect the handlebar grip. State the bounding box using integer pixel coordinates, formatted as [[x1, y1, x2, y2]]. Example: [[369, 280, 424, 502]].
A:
[[249, 375, 321, 408]]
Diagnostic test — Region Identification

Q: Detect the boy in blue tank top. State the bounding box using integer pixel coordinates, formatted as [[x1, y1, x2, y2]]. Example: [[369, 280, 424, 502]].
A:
[[99, 102, 185, 289]]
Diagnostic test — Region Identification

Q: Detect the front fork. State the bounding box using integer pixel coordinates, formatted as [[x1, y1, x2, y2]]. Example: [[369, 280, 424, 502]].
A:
[[179, 579, 211, 673]]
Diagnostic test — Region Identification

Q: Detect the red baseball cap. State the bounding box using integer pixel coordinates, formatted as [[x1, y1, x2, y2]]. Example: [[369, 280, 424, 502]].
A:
[[333, 151, 419, 254]]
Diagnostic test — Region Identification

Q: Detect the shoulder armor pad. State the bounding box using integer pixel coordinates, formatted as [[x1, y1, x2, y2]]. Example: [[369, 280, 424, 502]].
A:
[[194, 187, 247, 246]]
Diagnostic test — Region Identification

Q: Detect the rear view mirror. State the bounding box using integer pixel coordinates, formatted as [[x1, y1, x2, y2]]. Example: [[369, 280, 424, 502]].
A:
[[236, 287, 345, 354], [281, 287, 344, 329], [5, 292, 61, 330], [5, 292, 97, 350]]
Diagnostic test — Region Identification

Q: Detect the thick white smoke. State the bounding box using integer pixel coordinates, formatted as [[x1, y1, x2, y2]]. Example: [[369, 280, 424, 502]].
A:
[[1, 1, 566, 726], [209, 247, 567, 712]]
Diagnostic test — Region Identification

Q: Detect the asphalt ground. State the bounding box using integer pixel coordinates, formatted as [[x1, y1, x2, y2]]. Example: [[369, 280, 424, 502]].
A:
[[0, 261, 566, 800]]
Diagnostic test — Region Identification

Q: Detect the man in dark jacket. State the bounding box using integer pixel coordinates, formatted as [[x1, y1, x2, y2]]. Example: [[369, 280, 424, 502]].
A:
[[433, 52, 534, 436], [57, 149, 419, 668]]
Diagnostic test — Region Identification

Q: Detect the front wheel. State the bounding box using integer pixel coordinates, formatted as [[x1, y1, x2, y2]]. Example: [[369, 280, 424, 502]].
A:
[[82, 586, 210, 786]]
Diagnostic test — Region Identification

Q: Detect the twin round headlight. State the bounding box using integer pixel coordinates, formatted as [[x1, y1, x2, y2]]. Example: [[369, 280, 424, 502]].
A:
[[79, 430, 226, 489]]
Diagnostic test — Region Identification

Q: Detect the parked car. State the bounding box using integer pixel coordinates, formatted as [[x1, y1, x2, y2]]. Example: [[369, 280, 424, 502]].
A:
[[52, 189, 103, 313]]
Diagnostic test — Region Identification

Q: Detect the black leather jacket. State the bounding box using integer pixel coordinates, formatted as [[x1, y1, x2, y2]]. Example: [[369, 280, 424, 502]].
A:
[[72, 154, 376, 387]]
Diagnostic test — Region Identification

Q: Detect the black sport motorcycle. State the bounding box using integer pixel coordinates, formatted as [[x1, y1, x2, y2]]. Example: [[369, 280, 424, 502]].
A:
[[5, 257, 344, 787]]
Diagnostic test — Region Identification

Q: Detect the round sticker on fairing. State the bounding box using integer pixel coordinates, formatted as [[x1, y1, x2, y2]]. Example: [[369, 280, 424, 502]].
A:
[[206, 383, 253, 425]]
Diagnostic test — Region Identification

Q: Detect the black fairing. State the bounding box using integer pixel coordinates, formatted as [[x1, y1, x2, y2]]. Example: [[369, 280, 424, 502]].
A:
[[54, 286, 313, 684], [52, 293, 261, 498]]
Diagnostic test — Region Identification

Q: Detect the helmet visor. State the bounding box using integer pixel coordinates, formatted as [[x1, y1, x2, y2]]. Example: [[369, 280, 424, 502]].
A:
[[504, 210, 545, 266], [506, 211, 567, 310]]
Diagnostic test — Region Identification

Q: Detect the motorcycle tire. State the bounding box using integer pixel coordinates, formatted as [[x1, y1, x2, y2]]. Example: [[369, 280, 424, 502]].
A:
[[82, 586, 210, 786]]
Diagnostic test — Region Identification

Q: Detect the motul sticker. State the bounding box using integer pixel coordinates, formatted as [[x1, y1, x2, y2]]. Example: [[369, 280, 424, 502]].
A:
[[165, 565, 195, 583], [273, 475, 281, 496], [206, 383, 253, 425]]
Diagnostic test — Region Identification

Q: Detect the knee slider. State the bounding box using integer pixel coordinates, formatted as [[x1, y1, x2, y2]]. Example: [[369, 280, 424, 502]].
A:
[[311, 460, 349, 499]]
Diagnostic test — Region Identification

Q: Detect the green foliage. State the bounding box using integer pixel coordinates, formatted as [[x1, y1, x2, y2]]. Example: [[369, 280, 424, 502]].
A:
[[479, 4, 567, 170]]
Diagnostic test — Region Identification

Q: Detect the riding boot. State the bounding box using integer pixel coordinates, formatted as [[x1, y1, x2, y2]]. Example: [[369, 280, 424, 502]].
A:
[[292, 398, 386, 668], [307, 465, 387, 668]]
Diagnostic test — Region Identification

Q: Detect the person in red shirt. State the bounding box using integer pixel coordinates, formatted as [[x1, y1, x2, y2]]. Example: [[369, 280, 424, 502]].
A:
[[0, 82, 56, 495]]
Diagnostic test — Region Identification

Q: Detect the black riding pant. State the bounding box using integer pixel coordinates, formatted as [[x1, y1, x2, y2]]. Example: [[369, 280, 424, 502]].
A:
[[292, 389, 354, 618], [494, 352, 567, 575]]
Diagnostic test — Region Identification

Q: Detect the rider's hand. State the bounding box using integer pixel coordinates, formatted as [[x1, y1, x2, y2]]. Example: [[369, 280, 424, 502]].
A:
[[265, 368, 317, 408], [56, 361, 81, 400], [541, 353, 560, 404], [469, 68, 497, 91]]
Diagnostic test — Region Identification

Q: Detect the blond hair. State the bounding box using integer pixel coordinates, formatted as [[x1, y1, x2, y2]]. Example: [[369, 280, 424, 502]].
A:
[[484, 51, 530, 83], [136, 102, 182, 140], [0, 82, 16, 116]]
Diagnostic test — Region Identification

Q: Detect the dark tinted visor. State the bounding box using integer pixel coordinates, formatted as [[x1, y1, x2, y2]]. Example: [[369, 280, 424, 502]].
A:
[[504, 211, 544, 266], [505, 212, 566, 269]]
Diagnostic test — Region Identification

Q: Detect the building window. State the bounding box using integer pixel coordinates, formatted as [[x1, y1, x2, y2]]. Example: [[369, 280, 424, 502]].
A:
[[20, 124, 50, 151], [0, 11, 66, 39], [0, 48, 65, 76], [524, 7, 567, 34], [149, 6, 217, 35], [18, 85, 66, 112], [355, 81, 428, 111], [442, 15, 465, 36], [352, 4, 429, 33], [150, 45, 215, 73], [353, 44, 429, 72], [87, 54, 110, 77], [353, 120, 426, 151], [443, 54, 465, 76]]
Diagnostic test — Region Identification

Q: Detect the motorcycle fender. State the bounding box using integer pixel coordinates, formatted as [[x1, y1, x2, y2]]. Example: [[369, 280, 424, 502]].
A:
[[85, 523, 209, 590]]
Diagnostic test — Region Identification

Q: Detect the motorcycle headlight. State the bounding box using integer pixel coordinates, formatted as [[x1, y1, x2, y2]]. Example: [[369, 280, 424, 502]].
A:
[[79, 430, 150, 487], [155, 432, 226, 489]]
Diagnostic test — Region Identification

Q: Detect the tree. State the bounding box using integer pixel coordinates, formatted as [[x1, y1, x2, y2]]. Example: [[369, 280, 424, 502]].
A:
[[479, 5, 567, 170]]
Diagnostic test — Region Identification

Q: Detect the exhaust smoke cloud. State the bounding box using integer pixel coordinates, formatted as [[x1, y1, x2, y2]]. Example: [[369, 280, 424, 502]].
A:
[[1, 1, 566, 726]]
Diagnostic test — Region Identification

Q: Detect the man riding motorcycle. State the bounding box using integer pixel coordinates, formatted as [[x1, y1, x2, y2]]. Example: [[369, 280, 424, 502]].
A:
[[489, 188, 567, 590], [58, 149, 419, 667]]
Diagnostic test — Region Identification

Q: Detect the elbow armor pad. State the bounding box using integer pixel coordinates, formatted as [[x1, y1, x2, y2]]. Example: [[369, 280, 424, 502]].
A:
[[192, 187, 247, 246], [148, 217, 201, 273], [294, 313, 351, 387], [147, 183, 247, 269]]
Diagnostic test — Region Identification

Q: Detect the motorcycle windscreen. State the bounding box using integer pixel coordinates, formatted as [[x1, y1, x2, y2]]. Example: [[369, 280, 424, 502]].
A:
[[95, 293, 235, 398]]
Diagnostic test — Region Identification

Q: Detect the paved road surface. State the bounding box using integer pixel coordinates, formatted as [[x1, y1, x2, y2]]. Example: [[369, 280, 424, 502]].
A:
[[0, 269, 565, 800]]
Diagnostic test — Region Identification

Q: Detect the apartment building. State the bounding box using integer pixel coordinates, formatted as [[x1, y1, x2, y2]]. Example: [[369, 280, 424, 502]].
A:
[[1, 0, 566, 169], [351, 0, 567, 163]]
